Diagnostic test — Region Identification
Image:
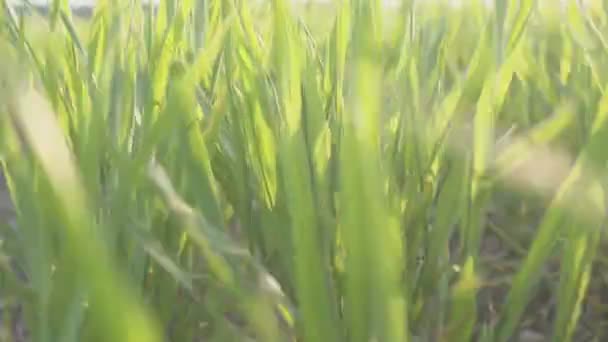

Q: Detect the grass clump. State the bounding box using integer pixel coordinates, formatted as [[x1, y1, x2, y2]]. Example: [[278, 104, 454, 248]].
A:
[[1, 0, 608, 341]]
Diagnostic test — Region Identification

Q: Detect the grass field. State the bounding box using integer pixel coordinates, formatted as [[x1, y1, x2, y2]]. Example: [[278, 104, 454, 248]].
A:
[[2, 0, 608, 341]]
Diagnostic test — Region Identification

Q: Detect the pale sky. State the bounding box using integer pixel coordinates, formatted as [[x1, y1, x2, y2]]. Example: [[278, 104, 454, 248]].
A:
[[8, 0, 593, 10], [8, 0, 487, 6]]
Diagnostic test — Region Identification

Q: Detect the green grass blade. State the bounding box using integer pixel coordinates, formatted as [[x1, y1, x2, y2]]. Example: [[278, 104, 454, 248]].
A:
[[8, 84, 163, 342]]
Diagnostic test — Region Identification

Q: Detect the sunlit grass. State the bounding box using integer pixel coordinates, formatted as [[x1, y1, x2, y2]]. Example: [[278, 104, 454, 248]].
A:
[[1, 0, 608, 341]]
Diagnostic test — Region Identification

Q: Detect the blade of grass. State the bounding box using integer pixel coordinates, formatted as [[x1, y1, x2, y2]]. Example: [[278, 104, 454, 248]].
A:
[[8, 82, 163, 342]]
